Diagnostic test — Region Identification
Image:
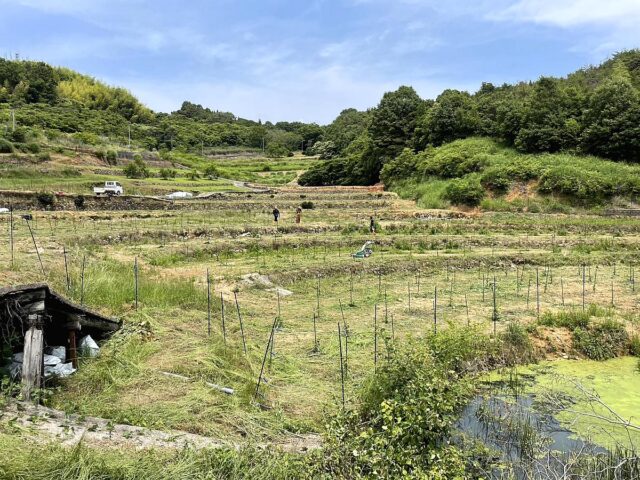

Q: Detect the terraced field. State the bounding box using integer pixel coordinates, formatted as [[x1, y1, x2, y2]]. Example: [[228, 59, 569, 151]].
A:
[[1, 186, 639, 450]]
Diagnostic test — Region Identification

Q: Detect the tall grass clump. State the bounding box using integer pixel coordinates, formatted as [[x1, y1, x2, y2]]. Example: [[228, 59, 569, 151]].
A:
[[573, 320, 629, 360]]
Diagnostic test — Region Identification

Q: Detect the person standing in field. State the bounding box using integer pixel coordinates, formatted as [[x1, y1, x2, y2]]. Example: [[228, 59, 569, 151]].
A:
[[273, 206, 280, 223], [369, 215, 376, 234], [295, 206, 302, 224]]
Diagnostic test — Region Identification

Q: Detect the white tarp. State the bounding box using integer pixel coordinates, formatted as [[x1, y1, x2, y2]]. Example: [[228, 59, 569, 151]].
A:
[[79, 335, 100, 357], [166, 191, 193, 199]]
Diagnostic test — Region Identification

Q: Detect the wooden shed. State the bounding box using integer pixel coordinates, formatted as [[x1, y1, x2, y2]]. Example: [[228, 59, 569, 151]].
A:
[[0, 283, 120, 398]]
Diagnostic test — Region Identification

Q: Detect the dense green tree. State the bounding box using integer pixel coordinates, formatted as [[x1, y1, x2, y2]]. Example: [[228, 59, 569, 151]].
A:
[[514, 77, 582, 153], [322, 108, 370, 153], [580, 73, 640, 162], [416, 90, 478, 148], [368, 86, 425, 163]]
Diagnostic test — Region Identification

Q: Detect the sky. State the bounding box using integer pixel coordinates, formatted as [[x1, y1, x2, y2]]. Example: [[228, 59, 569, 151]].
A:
[[0, 0, 639, 124]]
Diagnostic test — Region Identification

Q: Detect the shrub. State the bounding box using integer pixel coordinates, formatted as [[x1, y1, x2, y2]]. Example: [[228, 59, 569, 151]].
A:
[[630, 335, 640, 357], [203, 164, 219, 178], [501, 322, 535, 363], [300, 201, 314, 209], [123, 156, 150, 178], [188, 169, 200, 180], [261, 164, 272, 172], [444, 175, 485, 206], [106, 150, 117, 165], [573, 320, 629, 360], [10, 127, 28, 143], [323, 338, 471, 478], [159, 168, 177, 180], [36, 192, 55, 210], [35, 152, 51, 162], [74, 195, 86, 210], [265, 143, 290, 158], [96, 150, 107, 161], [539, 309, 591, 329], [25, 142, 40, 154], [0, 139, 14, 153]]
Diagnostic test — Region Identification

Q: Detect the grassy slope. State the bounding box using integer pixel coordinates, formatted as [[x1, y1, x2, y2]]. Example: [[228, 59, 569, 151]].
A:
[[0, 150, 320, 195], [389, 138, 640, 212]]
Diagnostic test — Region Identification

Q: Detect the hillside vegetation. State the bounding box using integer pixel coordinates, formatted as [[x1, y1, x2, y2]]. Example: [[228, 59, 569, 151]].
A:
[[0, 59, 323, 157], [300, 50, 640, 207], [382, 137, 640, 211]]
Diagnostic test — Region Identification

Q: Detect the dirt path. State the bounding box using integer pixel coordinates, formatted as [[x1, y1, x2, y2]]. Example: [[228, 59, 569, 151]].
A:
[[0, 401, 321, 453]]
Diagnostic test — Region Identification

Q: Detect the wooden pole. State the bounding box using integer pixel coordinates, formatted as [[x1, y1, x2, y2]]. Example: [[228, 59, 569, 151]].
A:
[[68, 329, 78, 369], [22, 320, 43, 401]]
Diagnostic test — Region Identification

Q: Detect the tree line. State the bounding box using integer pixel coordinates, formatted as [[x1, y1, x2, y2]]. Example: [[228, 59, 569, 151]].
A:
[[300, 50, 640, 186]]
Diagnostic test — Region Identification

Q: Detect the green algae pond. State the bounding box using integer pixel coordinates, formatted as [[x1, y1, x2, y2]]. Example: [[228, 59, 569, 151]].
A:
[[457, 356, 639, 477]]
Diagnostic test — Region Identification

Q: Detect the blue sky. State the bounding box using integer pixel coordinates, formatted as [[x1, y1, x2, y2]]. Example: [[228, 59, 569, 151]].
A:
[[0, 0, 639, 123]]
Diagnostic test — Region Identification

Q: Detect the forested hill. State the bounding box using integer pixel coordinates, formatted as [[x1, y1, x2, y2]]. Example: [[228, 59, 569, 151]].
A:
[[300, 50, 640, 191], [1, 51, 640, 189], [0, 59, 323, 156]]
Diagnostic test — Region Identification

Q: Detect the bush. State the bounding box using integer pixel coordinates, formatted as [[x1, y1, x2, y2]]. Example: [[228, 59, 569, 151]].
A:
[[323, 338, 471, 478], [123, 156, 150, 178], [106, 150, 117, 165], [444, 175, 485, 206], [300, 201, 314, 209], [96, 150, 106, 161], [203, 164, 219, 178], [630, 335, 640, 357], [35, 152, 51, 162], [25, 142, 40, 154], [539, 309, 591, 329], [265, 143, 290, 158], [188, 169, 200, 180], [159, 168, 177, 180], [74, 195, 86, 210], [10, 127, 28, 143], [573, 320, 629, 360], [0, 139, 14, 153], [36, 192, 55, 210]]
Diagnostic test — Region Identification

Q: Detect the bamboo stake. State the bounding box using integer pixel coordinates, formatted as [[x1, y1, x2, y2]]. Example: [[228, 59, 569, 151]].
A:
[[63, 246, 70, 292], [206, 269, 211, 336], [134, 257, 139, 310], [338, 323, 345, 409], [234, 292, 247, 354], [433, 286, 438, 334], [373, 304, 378, 373], [221, 293, 227, 344], [254, 317, 278, 402], [80, 255, 86, 306]]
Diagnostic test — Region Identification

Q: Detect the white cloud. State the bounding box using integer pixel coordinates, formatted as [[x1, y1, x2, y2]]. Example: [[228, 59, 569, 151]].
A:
[[491, 0, 640, 27]]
